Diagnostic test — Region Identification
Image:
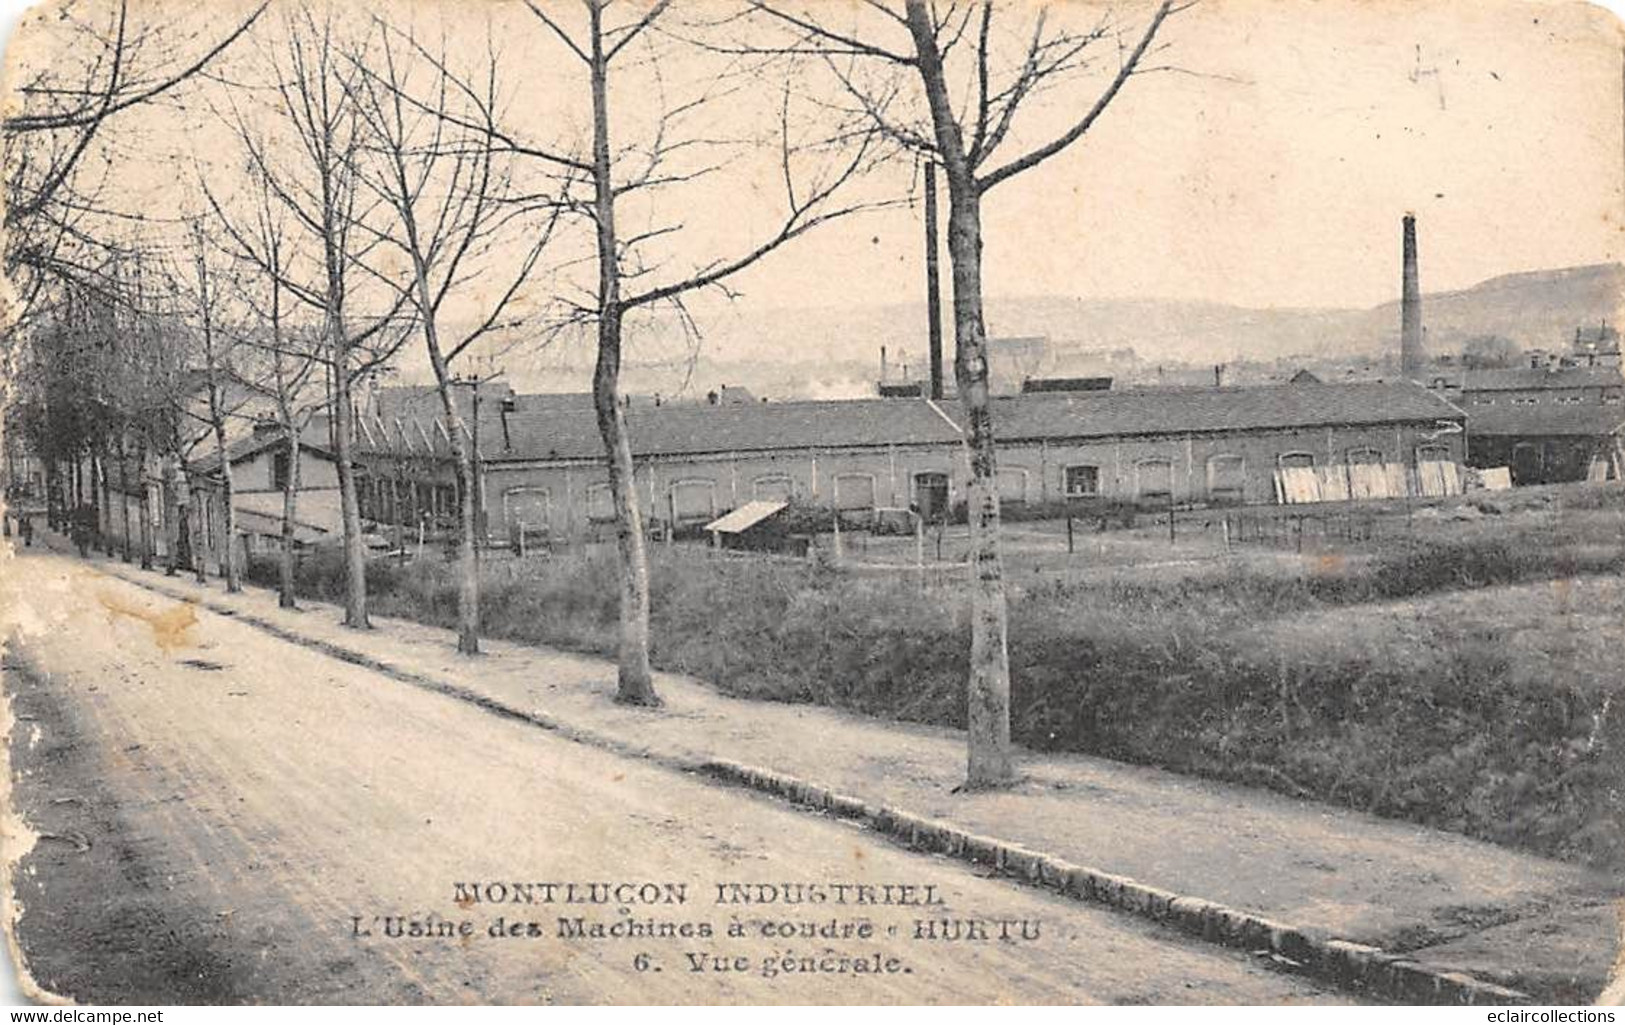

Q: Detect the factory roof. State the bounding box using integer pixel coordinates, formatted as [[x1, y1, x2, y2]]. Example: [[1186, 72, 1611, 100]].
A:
[[1459, 367, 1624, 391], [1464, 404, 1625, 437], [989, 381, 1464, 442], [355, 381, 1467, 464]]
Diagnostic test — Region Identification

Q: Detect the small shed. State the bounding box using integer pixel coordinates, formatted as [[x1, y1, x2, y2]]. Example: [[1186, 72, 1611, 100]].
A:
[[704, 500, 806, 555]]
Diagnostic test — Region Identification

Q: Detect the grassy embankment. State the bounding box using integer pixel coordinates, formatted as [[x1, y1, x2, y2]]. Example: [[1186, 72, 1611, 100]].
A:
[[248, 488, 1625, 868]]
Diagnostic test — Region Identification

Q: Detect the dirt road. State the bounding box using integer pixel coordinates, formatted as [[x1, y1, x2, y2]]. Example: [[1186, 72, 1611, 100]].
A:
[[1, 550, 1341, 1004]]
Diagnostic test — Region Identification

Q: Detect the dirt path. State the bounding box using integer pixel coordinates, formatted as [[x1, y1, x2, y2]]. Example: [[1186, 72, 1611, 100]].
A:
[[1, 553, 1342, 1004]]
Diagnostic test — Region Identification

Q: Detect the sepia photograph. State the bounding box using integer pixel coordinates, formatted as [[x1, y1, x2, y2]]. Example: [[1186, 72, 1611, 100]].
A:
[[0, 0, 1621, 1008]]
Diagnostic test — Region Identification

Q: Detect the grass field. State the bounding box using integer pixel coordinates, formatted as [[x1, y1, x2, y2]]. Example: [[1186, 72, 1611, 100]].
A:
[[248, 480, 1625, 869]]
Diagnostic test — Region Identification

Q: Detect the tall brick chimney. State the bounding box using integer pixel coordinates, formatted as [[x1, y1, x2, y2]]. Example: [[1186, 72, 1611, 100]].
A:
[[1400, 213, 1425, 377]]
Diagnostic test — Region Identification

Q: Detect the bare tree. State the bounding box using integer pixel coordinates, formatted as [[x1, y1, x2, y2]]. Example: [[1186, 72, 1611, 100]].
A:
[[174, 218, 247, 590], [200, 4, 414, 629], [747, 0, 1183, 787], [216, 176, 326, 609], [437, 0, 888, 704], [344, 20, 563, 655], [2, 0, 267, 335]]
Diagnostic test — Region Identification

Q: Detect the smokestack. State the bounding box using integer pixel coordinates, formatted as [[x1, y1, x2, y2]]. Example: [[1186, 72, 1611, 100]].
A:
[[1400, 213, 1425, 377], [880, 345, 888, 382], [1213, 364, 1224, 387], [924, 162, 944, 401]]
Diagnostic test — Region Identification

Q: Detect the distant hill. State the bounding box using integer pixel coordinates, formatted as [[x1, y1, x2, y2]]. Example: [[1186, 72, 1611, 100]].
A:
[[484, 262, 1625, 400]]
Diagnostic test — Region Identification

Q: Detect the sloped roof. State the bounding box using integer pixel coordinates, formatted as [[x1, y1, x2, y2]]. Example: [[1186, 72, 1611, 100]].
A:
[[1461, 367, 1624, 391], [705, 500, 788, 534], [990, 381, 1464, 442], [233, 490, 343, 540], [1465, 404, 1625, 437], [488, 398, 963, 462], [355, 382, 1468, 464], [190, 429, 336, 477]]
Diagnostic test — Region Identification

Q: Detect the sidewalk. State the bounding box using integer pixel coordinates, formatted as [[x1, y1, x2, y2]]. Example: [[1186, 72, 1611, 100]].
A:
[[44, 541, 1622, 1001]]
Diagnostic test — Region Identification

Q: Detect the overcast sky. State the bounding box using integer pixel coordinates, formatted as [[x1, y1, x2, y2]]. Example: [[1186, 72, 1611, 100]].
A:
[[3, 0, 1623, 321], [716, 0, 1625, 313]]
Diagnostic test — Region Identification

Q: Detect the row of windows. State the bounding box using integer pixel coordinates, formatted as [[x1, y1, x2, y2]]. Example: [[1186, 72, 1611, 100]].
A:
[[482, 445, 1459, 527]]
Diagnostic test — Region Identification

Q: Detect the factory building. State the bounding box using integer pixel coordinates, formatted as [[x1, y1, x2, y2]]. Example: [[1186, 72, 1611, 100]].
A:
[[349, 379, 1466, 546]]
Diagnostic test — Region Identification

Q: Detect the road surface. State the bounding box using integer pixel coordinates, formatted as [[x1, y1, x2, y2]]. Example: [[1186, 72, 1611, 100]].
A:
[[1, 549, 1342, 1004]]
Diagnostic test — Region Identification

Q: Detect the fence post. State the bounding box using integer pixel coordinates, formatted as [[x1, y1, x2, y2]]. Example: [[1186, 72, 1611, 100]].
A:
[[1222, 514, 1231, 552], [1167, 495, 1176, 545], [1066, 514, 1074, 554]]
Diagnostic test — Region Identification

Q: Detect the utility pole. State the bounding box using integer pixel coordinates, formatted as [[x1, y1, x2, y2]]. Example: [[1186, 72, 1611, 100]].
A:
[[924, 161, 944, 401], [452, 370, 504, 550]]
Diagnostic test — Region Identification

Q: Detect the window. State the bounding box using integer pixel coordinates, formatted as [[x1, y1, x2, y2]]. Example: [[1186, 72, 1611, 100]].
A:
[[271, 451, 291, 490], [503, 488, 551, 534], [1135, 458, 1173, 502], [669, 479, 717, 523], [833, 473, 877, 512], [1206, 454, 1245, 505], [1472, 396, 1496, 405], [1511, 396, 1539, 406], [1605, 389, 1622, 404], [586, 483, 615, 523], [914, 472, 949, 521], [1346, 447, 1384, 465], [1416, 444, 1452, 465], [996, 467, 1029, 505], [1063, 464, 1099, 498], [1278, 452, 1316, 469], [1557, 395, 1585, 405], [752, 474, 794, 502]]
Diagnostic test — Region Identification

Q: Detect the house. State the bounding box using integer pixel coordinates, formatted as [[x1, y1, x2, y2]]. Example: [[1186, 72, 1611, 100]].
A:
[[184, 422, 344, 563]]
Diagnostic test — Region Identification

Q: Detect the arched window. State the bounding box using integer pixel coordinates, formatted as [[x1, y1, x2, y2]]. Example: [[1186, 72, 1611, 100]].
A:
[[1135, 457, 1173, 501], [669, 479, 718, 523], [1346, 448, 1384, 465], [1206, 454, 1245, 504], [1278, 451, 1316, 469], [503, 487, 551, 534], [834, 473, 877, 512], [996, 466, 1029, 505], [752, 474, 794, 502], [585, 482, 615, 523]]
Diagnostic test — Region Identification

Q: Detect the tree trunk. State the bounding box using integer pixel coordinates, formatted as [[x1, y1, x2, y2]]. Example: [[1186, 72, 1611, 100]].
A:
[[136, 442, 152, 570], [164, 458, 181, 576], [117, 440, 132, 562], [443, 401, 480, 655], [905, 0, 1014, 788], [589, 3, 658, 705], [191, 485, 207, 585], [280, 426, 301, 609], [421, 330, 479, 655], [212, 415, 240, 592], [331, 348, 369, 628]]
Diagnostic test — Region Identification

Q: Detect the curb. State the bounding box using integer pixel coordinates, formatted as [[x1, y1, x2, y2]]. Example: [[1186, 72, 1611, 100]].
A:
[[97, 561, 1531, 1007], [694, 759, 1532, 1006]]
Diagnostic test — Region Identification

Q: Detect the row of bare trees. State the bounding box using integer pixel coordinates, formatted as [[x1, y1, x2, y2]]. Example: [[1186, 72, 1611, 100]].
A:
[[4, 0, 1185, 789]]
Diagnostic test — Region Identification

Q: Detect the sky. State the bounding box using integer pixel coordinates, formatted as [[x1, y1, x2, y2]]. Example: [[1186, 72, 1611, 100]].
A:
[[2, 0, 1623, 324], [713, 0, 1625, 312]]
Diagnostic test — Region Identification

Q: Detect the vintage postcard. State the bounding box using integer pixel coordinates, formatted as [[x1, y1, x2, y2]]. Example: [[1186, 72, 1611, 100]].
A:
[[0, 0, 1622, 1007]]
